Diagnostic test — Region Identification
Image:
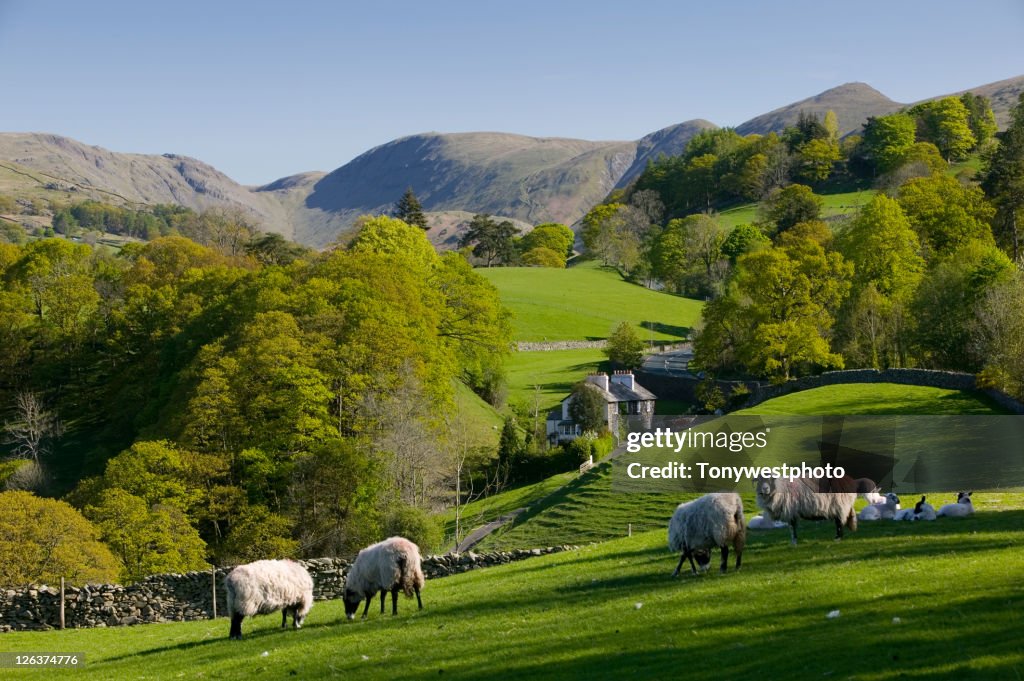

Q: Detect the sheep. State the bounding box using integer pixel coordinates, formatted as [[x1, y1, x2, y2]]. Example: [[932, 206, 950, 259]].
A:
[[937, 491, 975, 518], [913, 495, 936, 521], [855, 478, 884, 505], [858, 492, 901, 521], [747, 512, 788, 530], [754, 475, 857, 545], [892, 506, 916, 521], [224, 559, 314, 640], [343, 536, 424, 620], [668, 492, 745, 576]]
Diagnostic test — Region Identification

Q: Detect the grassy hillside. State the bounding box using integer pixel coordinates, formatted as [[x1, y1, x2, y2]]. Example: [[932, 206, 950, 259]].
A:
[[5, 509, 1022, 680], [734, 383, 1009, 416], [505, 348, 607, 410], [481, 261, 702, 342], [477, 384, 1006, 550]]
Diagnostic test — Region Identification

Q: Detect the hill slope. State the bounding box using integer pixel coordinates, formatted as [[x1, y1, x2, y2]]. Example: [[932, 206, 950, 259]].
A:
[[736, 82, 900, 136]]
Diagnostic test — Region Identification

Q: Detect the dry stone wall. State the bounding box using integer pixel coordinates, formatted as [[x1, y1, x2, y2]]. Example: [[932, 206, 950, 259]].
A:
[[0, 546, 576, 633]]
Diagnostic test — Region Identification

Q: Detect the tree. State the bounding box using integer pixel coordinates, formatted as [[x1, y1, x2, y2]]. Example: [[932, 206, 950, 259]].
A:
[[394, 187, 429, 230], [0, 491, 121, 586], [974, 272, 1024, 399], [568, 382, 607, 433], [759, 184, 823, 234], [3, 392, 63, 465], [458, 214, 520, 267], [840, 195, 924, 296], [823, 110, 840, 143], [350, 215, 437, 272], [909, 97, 977, 162], [796, 138, 840, 183], [604, 321, 645, 368], [863, 113, 917, 172], [519, 223, 574, 263], [721, 224, 769, 263], [960, 93, 998, 148], [981, 93, 1024, 262], [897, 174, 995, 257], [580, 203, 625, 265], [521, 246, 565, 267]]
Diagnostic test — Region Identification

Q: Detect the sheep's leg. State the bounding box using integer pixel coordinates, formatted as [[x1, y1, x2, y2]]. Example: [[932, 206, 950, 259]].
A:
[[229, 613, 244, 640], [362, 596, 371, 620], [281, 607, 289, 628], [719, 545, 729, 574], [391, 588, 399, 616], [686, 549, 698, 575], [672, 552, 686, 577], [735, 544, 742, 571], [380, 589, 386, 614], [415, 586, 423, 610], [789, 519, 798, 545], [834, 517, 844, 540]]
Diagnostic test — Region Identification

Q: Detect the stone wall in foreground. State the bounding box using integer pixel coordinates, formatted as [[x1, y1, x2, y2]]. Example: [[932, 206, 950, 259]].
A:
[[0, 546, 577, 633]]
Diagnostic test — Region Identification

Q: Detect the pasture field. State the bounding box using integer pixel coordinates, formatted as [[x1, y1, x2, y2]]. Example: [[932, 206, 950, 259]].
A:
[[3, 504, 1021, 680], [479, 260, 701, 342], [733, 383, 1009, 416], [504, 348, 607, 411]]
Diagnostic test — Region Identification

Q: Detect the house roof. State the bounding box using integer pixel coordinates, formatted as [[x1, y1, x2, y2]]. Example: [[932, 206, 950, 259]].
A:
[[604, 381, 657, 402], [546, 408, 563, 423]]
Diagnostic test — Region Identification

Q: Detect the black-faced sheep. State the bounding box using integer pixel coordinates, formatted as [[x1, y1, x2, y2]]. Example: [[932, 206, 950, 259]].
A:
[[913, 495, 936, 521], [343, 536, 424, 620], [937, 491, 974, 518], [225, 559, 314, 640], [668, 492, 745, 576], [754, 475, 857, 545]]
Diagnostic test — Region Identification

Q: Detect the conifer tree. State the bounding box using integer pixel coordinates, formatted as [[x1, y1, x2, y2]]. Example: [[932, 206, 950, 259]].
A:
[[394, 187, 429, 230]]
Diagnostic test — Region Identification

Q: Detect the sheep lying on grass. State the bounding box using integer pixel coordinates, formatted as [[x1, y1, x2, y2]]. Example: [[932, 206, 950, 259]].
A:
[[754, 475, 857, 545], [859, 493, 901, 521], [344, 536, 424, 620], [747, 512, 787, 530], [668, 492, 745, 576], [856, 478, 884, 505], [938, 491, 975, 518], [225, 559, 314, 640], [913, 496, 936, 521]]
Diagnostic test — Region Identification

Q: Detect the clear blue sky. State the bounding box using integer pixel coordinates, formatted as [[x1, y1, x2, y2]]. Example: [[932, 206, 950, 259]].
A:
[[3, 0, 1022, 185]]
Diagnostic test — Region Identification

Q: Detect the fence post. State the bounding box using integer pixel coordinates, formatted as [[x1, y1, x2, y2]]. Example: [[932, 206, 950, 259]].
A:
[[211, 568, 217, 619], [628, 523, 632, 537], [59, 577, 65, 630]]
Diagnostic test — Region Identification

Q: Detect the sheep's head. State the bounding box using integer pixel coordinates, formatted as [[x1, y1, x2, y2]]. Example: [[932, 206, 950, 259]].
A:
[[754, 477, 775, 498], [914, 496, 927, 513], [957, 491, 973, 504], [693, 549, 711, 572], [343, 588, 361, 620], [885, 493, 900, 506]]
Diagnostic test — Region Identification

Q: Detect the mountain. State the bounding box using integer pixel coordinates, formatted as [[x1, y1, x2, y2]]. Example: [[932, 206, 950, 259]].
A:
[[2, 75, 1022, 248], [735, 82, 900, 137], [0, 133, 294, 236]]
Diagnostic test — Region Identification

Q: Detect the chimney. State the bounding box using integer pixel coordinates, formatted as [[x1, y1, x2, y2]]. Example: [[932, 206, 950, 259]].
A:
[[586, 372, 609, 392], [611, 370, 634, 390]]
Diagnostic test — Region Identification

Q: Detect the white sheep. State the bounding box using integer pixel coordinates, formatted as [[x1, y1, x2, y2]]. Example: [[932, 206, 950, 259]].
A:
[[892, 507, 915, 521], [855, 478, 884, 505], [668, 492, 745, 576], [912, 495, 936, 521], [859, 492, 901, 521], [224, 559, 314, 640], [754, 475, 857, 545], [343, 536, 424, 620], [747, 512, 788, 530], [937, 491, 975, 518]]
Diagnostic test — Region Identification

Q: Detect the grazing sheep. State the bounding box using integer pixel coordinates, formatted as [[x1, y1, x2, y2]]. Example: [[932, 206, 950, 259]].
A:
[[937, 491, 975, 518], [859, 493, 901, 521], [225, 559, 314, 640], [343, 536, 424, 620], [668, 492, 745, 576], [856, 478, 883, 505], [754, 475, 857, 545], [747, 512, 788, 530], [913, 496, 936, 521]]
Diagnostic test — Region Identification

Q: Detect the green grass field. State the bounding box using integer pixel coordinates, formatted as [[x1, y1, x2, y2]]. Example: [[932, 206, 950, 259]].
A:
[[734, 383, 1009, 416], [480, 261, 702, 342], [4, 506, 1021, 680], [717, 188, 877, 229], [504, 348, 607, 411]]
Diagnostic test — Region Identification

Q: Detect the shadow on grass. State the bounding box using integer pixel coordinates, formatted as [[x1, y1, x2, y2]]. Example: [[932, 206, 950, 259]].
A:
[[640, 321, 691, 339]]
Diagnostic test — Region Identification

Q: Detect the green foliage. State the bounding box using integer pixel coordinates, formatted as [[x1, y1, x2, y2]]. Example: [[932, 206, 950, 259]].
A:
[[568, 382, 607, 433], [897, 174, 995, 256], [0, 490, 121, 586], [909, 97, 977, 161], [981, 93, 1024, 262], [520, 223, 573, 261], [695, 377, 725, 412], [960, 93, 998, 148], [520, 246, 565, 268], [759, 184, 823, 233], [603, 321, 645, 369], [720, 223, 769, 263], [350, 215, 437, 271], [795, 138, 840, 183], [458, 214, 520, 267], [393, 187, 429, 230], [863, 113, 917, 172], [383, 505, 443, 552], [86, 489, 208, 583], [839, 194, 924, 296]]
